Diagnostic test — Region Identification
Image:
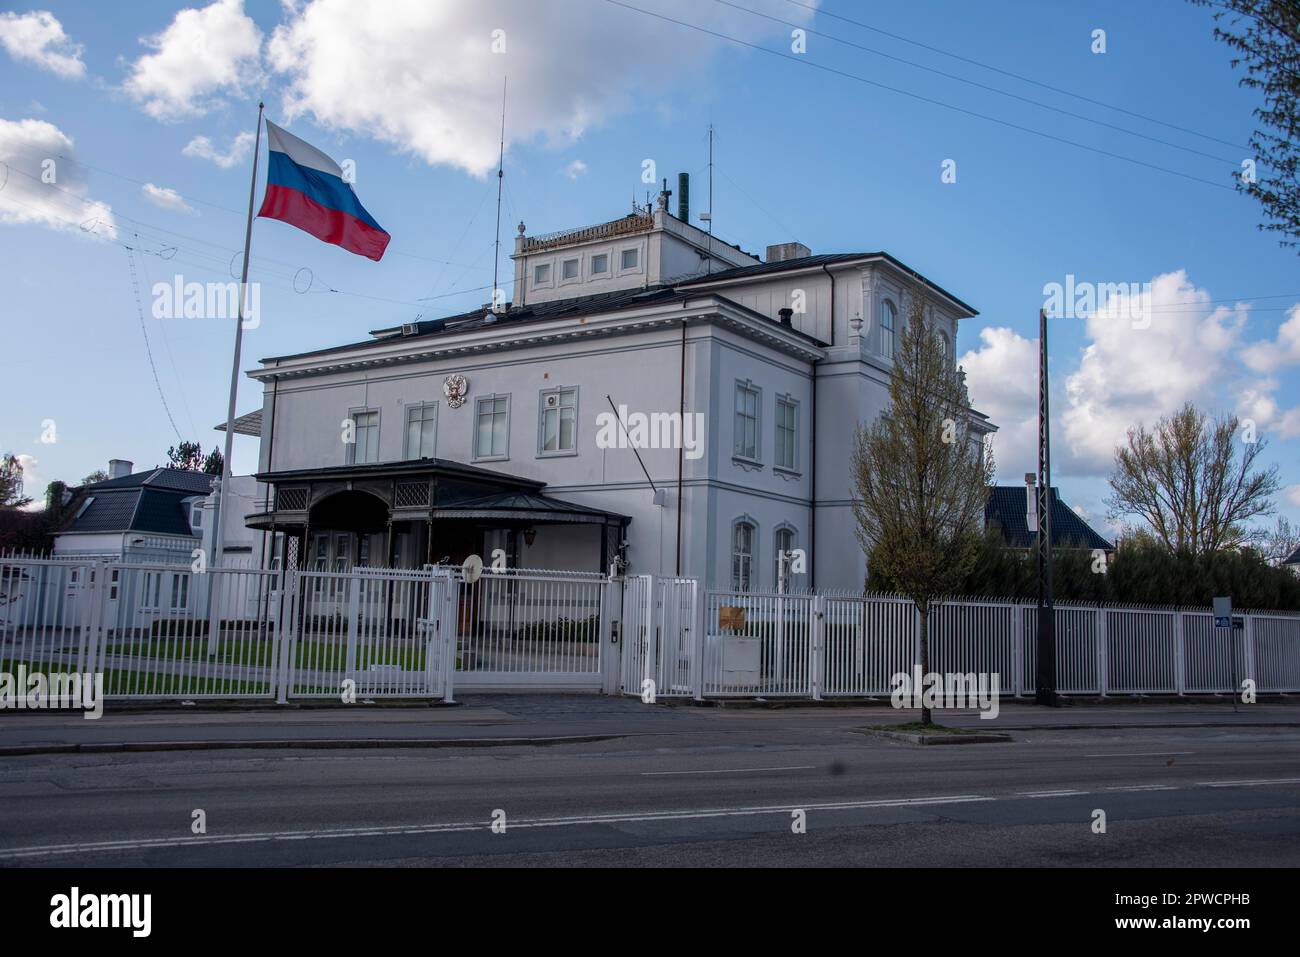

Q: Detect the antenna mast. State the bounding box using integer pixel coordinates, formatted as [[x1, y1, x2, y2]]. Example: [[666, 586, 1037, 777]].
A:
[[491, 76, 507, 312], [707, 124, 714, 275]]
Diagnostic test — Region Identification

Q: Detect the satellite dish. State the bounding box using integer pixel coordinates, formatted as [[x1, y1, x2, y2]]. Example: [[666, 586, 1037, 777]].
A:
[[462, 554, 484, 583]]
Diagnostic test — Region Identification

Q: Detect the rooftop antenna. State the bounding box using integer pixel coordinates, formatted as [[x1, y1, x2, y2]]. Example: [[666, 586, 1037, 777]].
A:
[[705, 124, 714, 274], [491, 76, 507, 314]]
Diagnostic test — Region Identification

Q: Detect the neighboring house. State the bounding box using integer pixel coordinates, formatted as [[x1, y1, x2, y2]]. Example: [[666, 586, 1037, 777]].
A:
[[53, 459, 266, 568], [1284, 545, 1300, 577], [239, 185, 997, 591], [985, 475, 1114, 553]]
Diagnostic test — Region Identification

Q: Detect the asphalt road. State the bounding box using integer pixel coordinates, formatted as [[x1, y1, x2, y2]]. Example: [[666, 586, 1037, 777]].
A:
[[2, 717, 1298, 866]]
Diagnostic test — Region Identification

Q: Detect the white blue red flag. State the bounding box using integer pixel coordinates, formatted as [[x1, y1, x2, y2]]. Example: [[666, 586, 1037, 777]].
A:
[[257, 120, 390, 262]]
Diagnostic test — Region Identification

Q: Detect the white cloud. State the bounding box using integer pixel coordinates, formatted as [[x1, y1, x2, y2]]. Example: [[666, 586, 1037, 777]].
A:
[[0, 118, 116, 239], [124, 0, 262, 120], [1241, 303, 1300, 373], [1060, 270, 1247, 475], [564, 159, 588, 181], [0, 11, 85, 79], [266, 0, 815, 177], [182, 130, 254, 169], [1286, 485, 1300, 509], [14, 453, 42, 511], [141, 182, 194, 213], [958, 326, 1039, 479]]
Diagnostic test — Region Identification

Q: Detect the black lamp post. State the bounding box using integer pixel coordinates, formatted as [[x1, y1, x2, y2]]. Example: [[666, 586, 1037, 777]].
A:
[[1036, 308, 1058, 707]]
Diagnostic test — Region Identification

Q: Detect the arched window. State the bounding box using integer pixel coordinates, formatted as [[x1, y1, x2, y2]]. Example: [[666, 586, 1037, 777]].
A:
[[879, 299, 896, 359], [732, 520, 756, 592], [938, 330, 950, 362], [774, 526, 796, 591]]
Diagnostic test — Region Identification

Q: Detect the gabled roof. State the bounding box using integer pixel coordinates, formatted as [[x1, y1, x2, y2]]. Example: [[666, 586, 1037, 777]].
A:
[[1285, 544, 1300, 566], [56, 468, 212, 538], [985, 485, 1113, 551]]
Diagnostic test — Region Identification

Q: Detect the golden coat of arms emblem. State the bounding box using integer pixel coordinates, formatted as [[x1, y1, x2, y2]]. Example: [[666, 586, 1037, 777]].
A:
[[443, 374, 469, 409]]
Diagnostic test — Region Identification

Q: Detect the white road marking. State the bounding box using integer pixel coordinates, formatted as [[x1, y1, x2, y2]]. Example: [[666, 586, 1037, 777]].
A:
[[1198, 777, 1300, 788], [1105, 785, 1177, 792], [640, 765, 814, 776], [0, 794, 992, 860], [1085, 751, 1195, 758], [1018, 789, 1088, 798]]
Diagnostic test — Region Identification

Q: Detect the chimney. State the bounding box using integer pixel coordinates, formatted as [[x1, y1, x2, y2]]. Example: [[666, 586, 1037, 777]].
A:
[[778, 307, 794, 327], [677, 172, 689, 222], [765, 242, 812, 263], [1024, 472, 1037, 530], [108, 459, 133, 480]]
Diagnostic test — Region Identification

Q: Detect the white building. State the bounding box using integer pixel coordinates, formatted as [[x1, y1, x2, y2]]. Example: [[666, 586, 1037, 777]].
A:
[[240, 187, 995, 592]]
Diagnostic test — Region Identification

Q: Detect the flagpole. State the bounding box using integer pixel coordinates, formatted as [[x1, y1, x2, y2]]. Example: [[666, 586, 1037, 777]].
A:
[[213, 101, 265, 570]]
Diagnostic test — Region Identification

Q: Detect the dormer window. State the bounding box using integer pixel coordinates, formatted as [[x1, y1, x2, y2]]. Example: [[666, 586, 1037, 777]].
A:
[[590, 253, 609, 275]]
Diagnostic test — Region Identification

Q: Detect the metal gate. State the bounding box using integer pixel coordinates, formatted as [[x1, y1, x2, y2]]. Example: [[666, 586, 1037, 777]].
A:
[[619, 575, 699, 699]]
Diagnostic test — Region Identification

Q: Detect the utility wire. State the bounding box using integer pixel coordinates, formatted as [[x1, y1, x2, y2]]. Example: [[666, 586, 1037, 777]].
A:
[[124, 246, 184, 442], [778, 0, 1247, 150], [599, 0, 1238, 192]]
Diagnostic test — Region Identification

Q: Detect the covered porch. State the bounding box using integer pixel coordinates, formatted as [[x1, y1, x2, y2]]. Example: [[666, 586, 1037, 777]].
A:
[[247, 459, 628, 574]]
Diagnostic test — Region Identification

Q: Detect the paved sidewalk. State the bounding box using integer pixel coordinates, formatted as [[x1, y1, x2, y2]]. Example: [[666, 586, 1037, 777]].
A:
[[1, 694, 1297, 755]]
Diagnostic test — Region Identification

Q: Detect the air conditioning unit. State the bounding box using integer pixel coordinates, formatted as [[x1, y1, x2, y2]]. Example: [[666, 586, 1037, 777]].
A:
[[545, 394, 558, 408], [401, 323, 418, 336]]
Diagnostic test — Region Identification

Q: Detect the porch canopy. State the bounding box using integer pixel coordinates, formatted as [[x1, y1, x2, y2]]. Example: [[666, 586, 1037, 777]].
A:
[[248, 458, 629, 571]]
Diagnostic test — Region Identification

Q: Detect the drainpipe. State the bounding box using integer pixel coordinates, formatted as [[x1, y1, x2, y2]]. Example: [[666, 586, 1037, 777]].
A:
[[676, 317, 686, 576], [811, 264, 837, 588]]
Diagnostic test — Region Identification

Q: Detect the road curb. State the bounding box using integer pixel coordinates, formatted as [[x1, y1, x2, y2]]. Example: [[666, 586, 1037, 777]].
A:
[[854, 728, 1013, 746], [0, 732, 627, 757]]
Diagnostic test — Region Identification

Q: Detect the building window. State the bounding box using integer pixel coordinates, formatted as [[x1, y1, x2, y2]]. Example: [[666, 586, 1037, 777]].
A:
[[475, 395, 510, 459], [879, 299, 896, 359], [405, 402, 438, 459], [533, 263, 551, 286], [561, 258, 579, 281], [732, 520, 756, 593], [734, 381, 760, 461], [347, 410, 380, 464], [938, 329, 950, 363], [774, 527, 796, 590], [170, 573, 189, 612], [539, 387, 577, 455], [141, 572, 161, 610], [190, 502, 203, 529], [620, 247, 639, 270], [109, 569, 120, 601], [775, 397, 798, 471], [590, 252, 609, 275]]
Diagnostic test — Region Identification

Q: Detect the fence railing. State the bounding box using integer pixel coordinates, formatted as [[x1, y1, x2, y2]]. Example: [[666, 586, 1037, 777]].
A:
[[704, 590, 1300, 698]]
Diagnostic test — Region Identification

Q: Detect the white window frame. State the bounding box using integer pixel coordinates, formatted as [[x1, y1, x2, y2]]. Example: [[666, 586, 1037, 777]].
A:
[[733, 380, 761, 463], [732, 518, 757, 593], [346, 408, 381, 465], [589, 252, 610, 277], [538, 386, 579, 457], [774, 525, 798, 591], [404, 401, 439, 459], [532, 261, 553, 288], [879, 298, 897, 360], [169, 573, 189, 612], [560, 257, 580, 284], [617, 245, 642, 276], [775, 395, 799, 473], [474, 393, 511, 461]]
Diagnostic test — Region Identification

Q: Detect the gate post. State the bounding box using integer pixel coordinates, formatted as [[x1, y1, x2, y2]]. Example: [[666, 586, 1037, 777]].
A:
[[344, 572, 361, 679], [439, 571, 457, 704], [811, 594, 824, 701], [1242, 613, 1255, 694], [82, 559, 111, 681], [275, 568, 298, 704], [1011, 604, 1024, 697], [600, 576, 619, 696], [692, 579, 706, 701], [644, 574, 658, 697]]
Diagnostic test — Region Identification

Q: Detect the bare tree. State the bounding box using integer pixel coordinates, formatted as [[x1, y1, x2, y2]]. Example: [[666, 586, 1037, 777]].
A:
[[1106, 402, 1279, 554], [851, 294, 994, 724], [1262, 515, 1300, 564]]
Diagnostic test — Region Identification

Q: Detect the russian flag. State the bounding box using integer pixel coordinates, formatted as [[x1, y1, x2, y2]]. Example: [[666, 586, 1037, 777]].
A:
[[257, 120, 390, 262]]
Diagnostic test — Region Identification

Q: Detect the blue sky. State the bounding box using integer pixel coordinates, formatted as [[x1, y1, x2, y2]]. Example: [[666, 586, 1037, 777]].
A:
[[1, 0, 1297, 537]]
